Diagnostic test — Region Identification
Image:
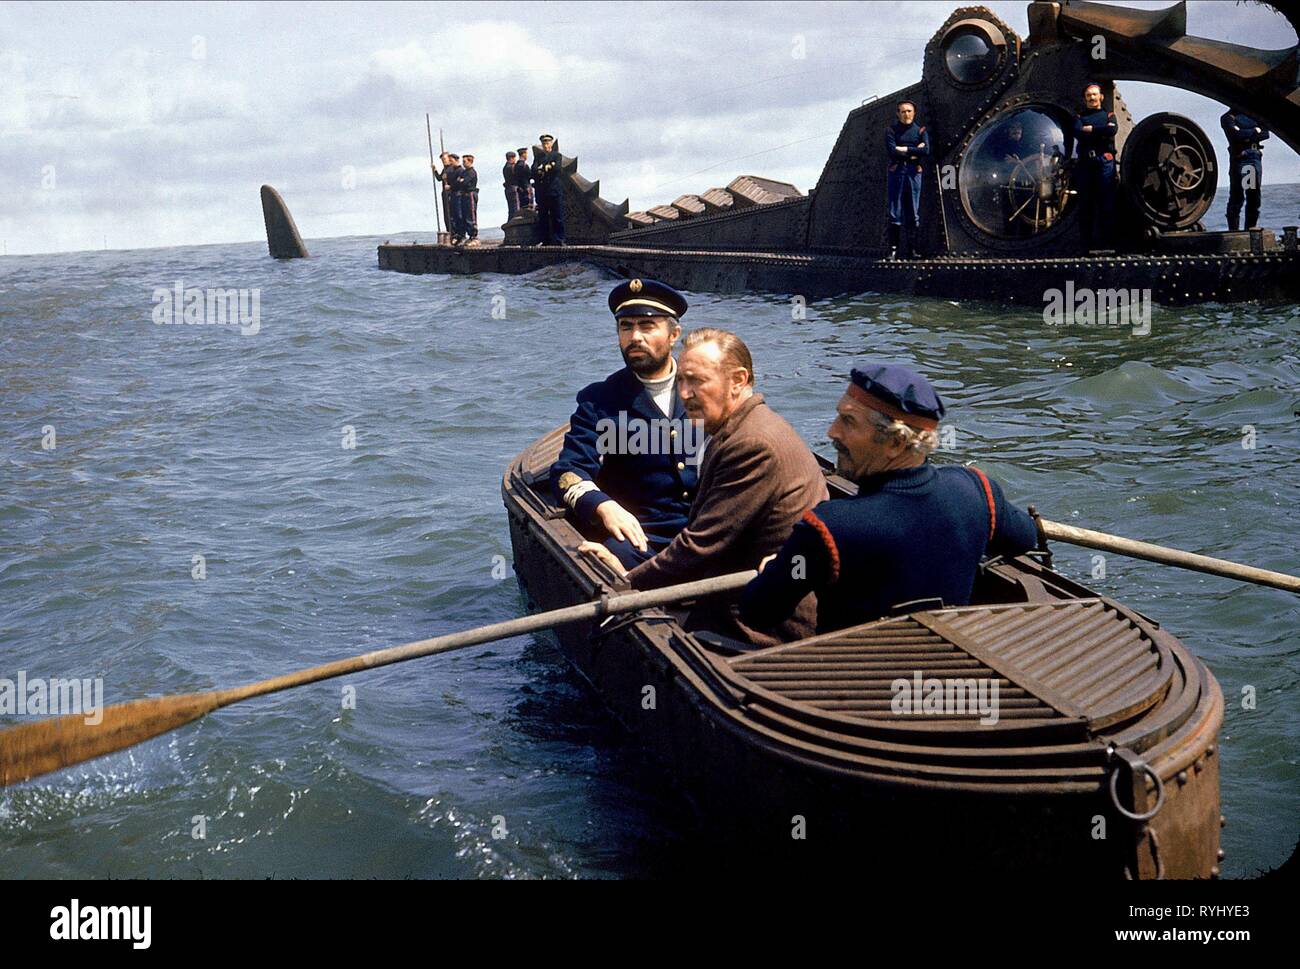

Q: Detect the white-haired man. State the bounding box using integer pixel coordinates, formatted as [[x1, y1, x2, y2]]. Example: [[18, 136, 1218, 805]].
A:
[[740, 363, 1039, 635]]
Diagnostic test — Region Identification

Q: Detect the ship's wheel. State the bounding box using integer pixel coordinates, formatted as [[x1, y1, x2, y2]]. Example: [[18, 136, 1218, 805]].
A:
[[1122, 113, 1217, 231], [1002, 146, 1071, 234]]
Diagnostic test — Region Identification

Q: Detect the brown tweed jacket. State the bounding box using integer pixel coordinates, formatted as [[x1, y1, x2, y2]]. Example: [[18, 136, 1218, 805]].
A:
[[627, 392, 828, 647]]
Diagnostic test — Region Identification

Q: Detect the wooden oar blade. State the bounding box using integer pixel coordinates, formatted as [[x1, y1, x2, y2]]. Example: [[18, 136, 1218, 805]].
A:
[[0, 692, 224, 788]]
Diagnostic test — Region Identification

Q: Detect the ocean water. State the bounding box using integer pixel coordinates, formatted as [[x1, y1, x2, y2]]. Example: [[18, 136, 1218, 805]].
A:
[[1, 197, 1297, 878]]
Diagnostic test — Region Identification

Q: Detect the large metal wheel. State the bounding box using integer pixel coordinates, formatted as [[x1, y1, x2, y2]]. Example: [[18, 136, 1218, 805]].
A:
[[1121, 112, 1217, 231]]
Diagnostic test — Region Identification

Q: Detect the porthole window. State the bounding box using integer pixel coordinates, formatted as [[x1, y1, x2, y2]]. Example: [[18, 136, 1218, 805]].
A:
[[940, 21, 1006, 87], [959, 106, 1074, 238]]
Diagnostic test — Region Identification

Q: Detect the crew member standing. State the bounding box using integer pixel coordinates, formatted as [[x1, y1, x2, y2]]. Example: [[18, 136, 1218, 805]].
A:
[[1073, 83, 1118, 252], [1221, 107, 1270, 231], [503, 151, 520, 219], [884, 101, 929, 259], [532, 134, 566, 245], [740, 364, 1038, 636], [514, 148, 534, 210], [434, 152, 458, 242], [459, 154, 480, 246]]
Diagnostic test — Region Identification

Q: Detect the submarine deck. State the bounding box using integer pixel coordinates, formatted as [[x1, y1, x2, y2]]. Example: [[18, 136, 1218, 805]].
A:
[[377, 240, 1300, 306]]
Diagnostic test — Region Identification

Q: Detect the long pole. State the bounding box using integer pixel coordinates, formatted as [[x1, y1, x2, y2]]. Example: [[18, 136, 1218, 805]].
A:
[[1040, 519, 1300, 594], [426, 114, 441, 236], [0, 570, 756, 787]]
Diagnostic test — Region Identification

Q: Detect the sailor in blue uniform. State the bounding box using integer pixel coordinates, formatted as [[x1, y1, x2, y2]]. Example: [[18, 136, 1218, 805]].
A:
[[503, 151, 520, 219], [458, 154, 480, 246], [552, 279, 701, 568], [515, 148, 535, 210], [531, 134, 566, 245], [885, 101, 929, 259], [1073, 83, 1118, 252], [740, 364, 1039, 636], [1221, 108, 1270, 231]]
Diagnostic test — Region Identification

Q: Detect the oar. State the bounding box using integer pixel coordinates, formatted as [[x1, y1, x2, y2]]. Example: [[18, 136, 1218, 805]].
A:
[[1038, 517, 1300, 594], [0, 570, 756, 788]]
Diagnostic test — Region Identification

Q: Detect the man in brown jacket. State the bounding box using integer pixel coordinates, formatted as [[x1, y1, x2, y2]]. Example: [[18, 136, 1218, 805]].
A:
[[578, 327, 828, 647]]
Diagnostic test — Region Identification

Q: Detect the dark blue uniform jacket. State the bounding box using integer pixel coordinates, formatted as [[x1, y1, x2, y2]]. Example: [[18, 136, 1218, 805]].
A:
[[1073, 109, 1117, 159], [531, 149, 564, 195], [551, 366, 700, 547], [1220, 111, 1269, 163], [740, 463, 1038, 635], [454, 166, 478, 194], [886, 121, 930, 170]]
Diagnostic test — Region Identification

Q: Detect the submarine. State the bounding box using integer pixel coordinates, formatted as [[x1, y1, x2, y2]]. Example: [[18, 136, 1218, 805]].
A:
[[373, 0, 1300, 307]]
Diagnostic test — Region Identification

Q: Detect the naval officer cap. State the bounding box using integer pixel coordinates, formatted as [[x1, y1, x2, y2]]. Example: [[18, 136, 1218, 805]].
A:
[[608, 278, 689, 321], [847, 364, 946, 430]]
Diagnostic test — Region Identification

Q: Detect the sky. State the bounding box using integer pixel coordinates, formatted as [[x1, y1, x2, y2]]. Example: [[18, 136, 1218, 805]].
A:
[[1, 0, 1296, 255]]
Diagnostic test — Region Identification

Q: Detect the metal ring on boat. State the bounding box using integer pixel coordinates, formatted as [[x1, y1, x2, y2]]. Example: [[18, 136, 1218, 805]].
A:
[[1108, 760, 1165, 822]]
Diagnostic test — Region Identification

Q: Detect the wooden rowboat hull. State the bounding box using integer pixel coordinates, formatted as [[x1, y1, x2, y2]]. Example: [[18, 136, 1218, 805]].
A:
[[503, 427, 1224, 878]]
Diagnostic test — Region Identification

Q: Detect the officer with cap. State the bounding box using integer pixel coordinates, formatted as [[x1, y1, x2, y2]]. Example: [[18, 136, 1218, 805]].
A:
[[740, 364, 1039, 635], [1221, 107, 1270, 231], [531, 134, 566, 245], [1073, 83, 1119, 252], [552, 278, 701, 568]]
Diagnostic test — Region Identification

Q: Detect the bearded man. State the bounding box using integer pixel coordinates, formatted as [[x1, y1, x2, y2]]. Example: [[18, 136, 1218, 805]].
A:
[[552, 278, 702, 568]]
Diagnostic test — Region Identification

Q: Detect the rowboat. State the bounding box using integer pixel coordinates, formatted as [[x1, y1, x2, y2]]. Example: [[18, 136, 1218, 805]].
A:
[[503, 426, 1225, 878]]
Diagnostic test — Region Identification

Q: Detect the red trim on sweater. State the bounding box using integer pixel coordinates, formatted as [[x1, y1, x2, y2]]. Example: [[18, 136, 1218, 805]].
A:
[[801, 509, 840, 584], [969, 466, 997, 542]]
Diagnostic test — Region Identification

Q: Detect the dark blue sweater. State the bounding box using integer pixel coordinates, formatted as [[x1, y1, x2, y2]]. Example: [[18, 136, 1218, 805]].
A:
[[886, 121, 930, 167], [1073, 109, 1117, 159], [1220, 110, 1269, 163], [740, 463, 1038, 635]]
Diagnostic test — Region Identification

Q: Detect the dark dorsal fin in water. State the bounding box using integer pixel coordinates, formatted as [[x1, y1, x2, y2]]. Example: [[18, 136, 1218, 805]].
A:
[[260, 184, 309, 259]]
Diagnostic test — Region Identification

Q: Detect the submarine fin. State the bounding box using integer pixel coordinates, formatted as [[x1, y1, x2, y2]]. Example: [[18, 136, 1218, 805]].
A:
[[260, 185, 309, 259]]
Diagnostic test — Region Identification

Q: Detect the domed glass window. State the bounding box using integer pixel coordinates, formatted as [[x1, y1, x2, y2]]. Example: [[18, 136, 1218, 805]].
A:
[[943, 29, 999, 85], [959, 107, 1074, 238]]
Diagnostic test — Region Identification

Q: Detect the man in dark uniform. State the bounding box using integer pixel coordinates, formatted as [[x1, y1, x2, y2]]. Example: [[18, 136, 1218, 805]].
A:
[[515, 148, 535, 210], [885, 100, 929, 259], [503, 151, 520, 219], [740, 364, 1038, 636], [435, 152, 459, 243], [1221, 107, 1270, 231], [552, 278, 701, 568], [459, 154, 480, 246], [1073, 83, 1118, 252], [531, 134, 566, 245]]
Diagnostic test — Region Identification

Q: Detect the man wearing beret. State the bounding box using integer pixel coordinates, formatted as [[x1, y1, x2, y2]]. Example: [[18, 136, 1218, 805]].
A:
[[580, 327, 828, 647], [740, 364, 1038, 635], [553, 279, 701, 570], [531, 134, 566, 245]]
